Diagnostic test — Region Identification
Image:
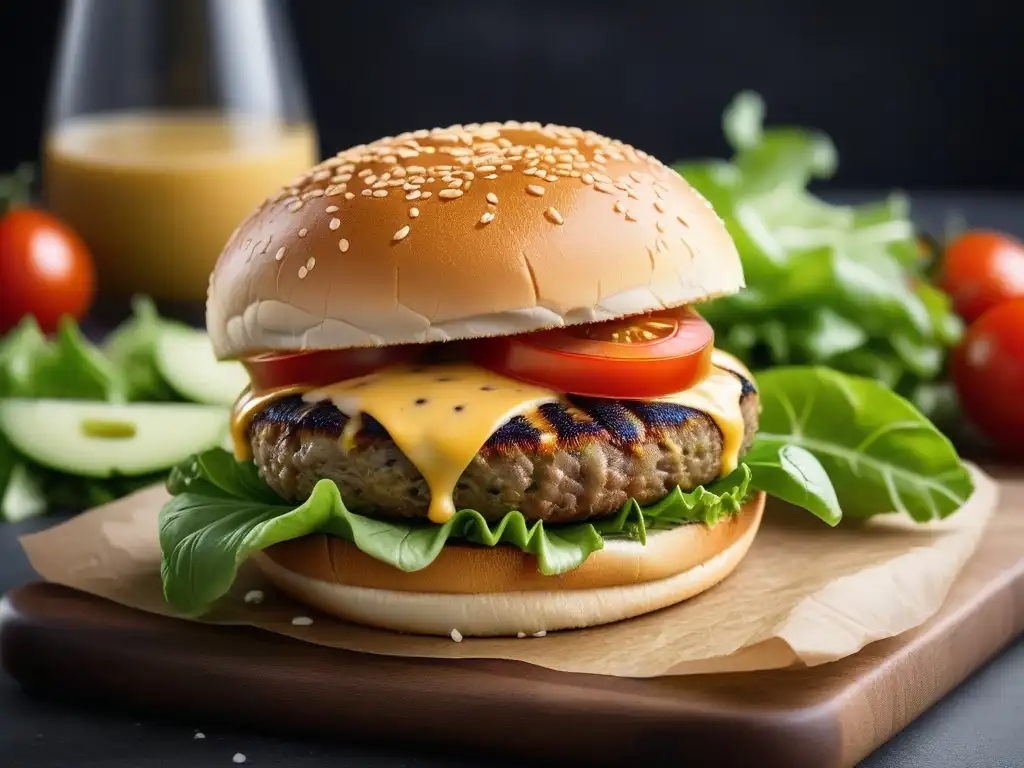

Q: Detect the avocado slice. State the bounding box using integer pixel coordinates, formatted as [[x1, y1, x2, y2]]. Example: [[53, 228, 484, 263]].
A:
[[0, 399, 230, 477], [154, 326, 249, 406]]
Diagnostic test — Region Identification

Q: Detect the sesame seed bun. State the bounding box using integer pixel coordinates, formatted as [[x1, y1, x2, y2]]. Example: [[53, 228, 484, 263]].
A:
[[250, 492, 765, 637], [206, 121, 743, 359]]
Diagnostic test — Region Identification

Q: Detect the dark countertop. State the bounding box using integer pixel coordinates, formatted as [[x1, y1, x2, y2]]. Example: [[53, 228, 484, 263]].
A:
[[2, 192, 1023, 767]]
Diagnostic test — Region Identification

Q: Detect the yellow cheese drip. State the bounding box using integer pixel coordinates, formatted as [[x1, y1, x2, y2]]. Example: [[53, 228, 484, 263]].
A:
[[305, 364, 558, 524], [229, 385, 309, 462]]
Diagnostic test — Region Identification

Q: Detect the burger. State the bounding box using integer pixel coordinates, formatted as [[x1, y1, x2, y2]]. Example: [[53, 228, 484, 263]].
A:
[[162, 121, 767, 637]]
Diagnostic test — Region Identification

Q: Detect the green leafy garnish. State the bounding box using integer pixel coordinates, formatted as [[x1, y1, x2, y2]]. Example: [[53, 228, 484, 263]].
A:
[[755, 367, 973, 521], [158, 448, 753, 614], [675, 92, 962, 422]]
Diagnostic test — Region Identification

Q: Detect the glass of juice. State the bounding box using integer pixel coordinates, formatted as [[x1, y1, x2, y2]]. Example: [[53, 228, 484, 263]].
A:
[[43, 0, 319, 316]]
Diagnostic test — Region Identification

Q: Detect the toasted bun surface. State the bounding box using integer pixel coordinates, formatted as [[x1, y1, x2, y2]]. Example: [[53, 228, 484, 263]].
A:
[[252, 492, 764, 637], [207, 122, 743, 359]]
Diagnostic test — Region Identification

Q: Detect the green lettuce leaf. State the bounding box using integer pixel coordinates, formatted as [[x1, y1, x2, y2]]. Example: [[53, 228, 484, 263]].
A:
[[739, 441, 841, 525], [159, 448, 753, 614], [674, 92, 961, 400], [103, 296, 183, 402], [755, 366, 973, 521], [0, 315, 124, 401]]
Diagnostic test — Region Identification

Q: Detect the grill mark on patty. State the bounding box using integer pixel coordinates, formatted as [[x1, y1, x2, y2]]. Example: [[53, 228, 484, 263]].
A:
[[249, 366, 757, 456]]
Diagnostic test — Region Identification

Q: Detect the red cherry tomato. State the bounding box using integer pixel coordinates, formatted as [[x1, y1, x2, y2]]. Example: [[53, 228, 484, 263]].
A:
[[243, 346, 418, 391], [939, 230, 1024, 323], [470, 307, 715, 398], [0, 207, 96, 333], [951, 299, 1024, 455]]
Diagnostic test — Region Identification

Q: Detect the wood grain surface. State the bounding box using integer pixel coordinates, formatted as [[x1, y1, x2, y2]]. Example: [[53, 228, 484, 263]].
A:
[[2, 470, 1022, 768]]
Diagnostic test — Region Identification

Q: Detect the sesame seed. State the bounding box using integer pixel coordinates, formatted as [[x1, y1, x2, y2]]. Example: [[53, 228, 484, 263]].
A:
[[613, 200, 625, 213], [545, 207, 564, 225], [372, 189, 388, 197], [449, 178, 464, 188], [630, 171, 645, 182], [487, 192, 499, 205], [339, 238, 350, 252], [625, 211, 637, 222], [274, 247, 286, 261], [361, 189, 372, 196], [656, 220, 666, 232], [523, 167, 538, 176], [570, 170, 581, 177], [593, 173, 612, 184], [421, 191, 433, 199], [677, 215, 689, 227], [357, 168, 373, 177], [298, 266, 308, 279], [329, 218, 341, 230], [232, 753, 247, 764], [477, 165, 496, 172], [654, 200, 667, 213], [194, 732, 205, 739], [394, 225, 410, 241], [658, 237, 668, 251], [345, 192, 355, 200], [406, 190, 422, 200], [306, 257, 316, 269], [526, 184, 545, 196], [654, 187, 665, 199], [500, 164, 513, 171], [532, 630, 547, 638], [545, 173, 559, 182], [409, 207, 419, 218], [484, 173, 498, 179], [326, 205, 338, 213], [516, 632, 527, 638], [302, 189, 325, 200], [594, 183, 616, 194], [479, 211, 495, 224], [439, 189, 464, 199], [450, 629, 463, 643], [291, 616, 314, 626], [287, 201, 302, 212], [364, 174, 378, 185], [582, 173, 595, 184]]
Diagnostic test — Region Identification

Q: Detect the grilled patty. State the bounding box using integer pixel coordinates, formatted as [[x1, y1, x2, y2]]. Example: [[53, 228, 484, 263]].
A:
[[249, 373, 759, 524]]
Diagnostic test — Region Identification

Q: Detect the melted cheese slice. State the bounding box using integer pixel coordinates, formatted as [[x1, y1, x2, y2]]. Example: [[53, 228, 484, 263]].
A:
[[305, 365, 558, 523], [231, 350, 749, 524]]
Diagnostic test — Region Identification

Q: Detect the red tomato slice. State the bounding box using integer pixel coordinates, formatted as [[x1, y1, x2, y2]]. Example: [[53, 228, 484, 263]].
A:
[[470, 307, 715, 398], [951, 299, 1024, 456], [939, 230, 1024, 323], [243, 346, 418, 391]]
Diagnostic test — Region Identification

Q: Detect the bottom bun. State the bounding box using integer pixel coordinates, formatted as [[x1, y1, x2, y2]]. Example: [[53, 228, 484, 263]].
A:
[[253, 491, 765, 637]]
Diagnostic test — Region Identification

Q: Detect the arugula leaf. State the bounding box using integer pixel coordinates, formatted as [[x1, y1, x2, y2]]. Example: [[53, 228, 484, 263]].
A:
[[158, 448, 752, 614], [754, 367, 973, 521], [103, 296, 182, 402], [0, 316, 124, 401]]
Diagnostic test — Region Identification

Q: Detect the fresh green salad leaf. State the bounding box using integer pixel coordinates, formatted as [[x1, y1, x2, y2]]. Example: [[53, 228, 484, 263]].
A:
[[103, 296, 183, 402], [0, 316, 124, 401], [158, 448, 753, 614], [739, 442, 841, 525], [675, 92, 962, 411], [754, 367, 974, 521]]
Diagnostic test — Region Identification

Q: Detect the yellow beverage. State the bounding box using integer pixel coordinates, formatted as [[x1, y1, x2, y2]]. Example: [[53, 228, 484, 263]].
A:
[[44, 112, 319, 302]]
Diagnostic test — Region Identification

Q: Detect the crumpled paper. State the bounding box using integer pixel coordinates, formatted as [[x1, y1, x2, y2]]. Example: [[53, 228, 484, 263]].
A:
[[18, 465, 997, 678]]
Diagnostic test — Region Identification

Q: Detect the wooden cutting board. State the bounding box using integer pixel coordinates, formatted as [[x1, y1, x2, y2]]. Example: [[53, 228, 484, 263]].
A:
[[2, 468, 1023, 768]]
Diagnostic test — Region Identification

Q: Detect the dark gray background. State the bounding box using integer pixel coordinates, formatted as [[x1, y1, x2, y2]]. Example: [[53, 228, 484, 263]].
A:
[[0, 0, 1021, 190]]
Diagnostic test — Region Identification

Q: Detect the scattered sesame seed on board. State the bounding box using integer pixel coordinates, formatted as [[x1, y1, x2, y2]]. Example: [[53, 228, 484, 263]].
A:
[[532, 630, 547, 637], [487, 192, 498, 205], [291, 616, 313, 626], [516, 632, 527, 639], [545, 207, 564, 225], [274, 247, 286, 261], [439, 189, 464, 199], [526, 184, 545, 196], [232, 753, 247, 764], [329, 218, 341, 230], [450, 629, 463, 643], [479, 211, 495, 224]]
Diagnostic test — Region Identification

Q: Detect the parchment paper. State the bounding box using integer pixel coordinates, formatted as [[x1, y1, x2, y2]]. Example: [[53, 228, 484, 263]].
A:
[[18, 465, 997, 678]]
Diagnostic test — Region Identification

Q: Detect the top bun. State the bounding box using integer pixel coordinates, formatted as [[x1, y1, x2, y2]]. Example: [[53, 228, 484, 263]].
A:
[[206, 122, 743, 359]]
